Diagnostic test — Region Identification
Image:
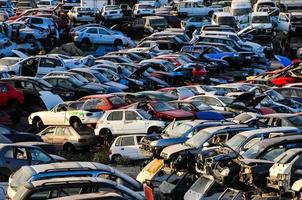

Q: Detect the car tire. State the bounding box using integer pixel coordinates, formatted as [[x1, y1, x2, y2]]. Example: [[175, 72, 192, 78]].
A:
[[147, 126, 160, 134], [70, 117, 82, 129], [0, 168, 10, 182], [32, 117, 44, 131], [114, 39, 123, 46], [111, 154, 122, 163], [81, 38, 90, 47], [99, 129, 113, 146], [63, 143, 75, 154]]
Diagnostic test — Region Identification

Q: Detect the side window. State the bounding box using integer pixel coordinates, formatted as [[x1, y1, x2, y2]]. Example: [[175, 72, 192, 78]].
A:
[[4, 147, 14, 158], [107, 111, 123, 121], [0, 83, 8, 92], [125, 111, 141, 120], [29, 148, 52, 162], [31, 18, 43, 24], [87, 28, 98, 34], [83, 73, 95, 82], [121, 136, 135, 146], [98, 28, 109, 35], [13, 147, 28, 160], [206, 97, 222, 106], [115, 137, 122, 146], [293, 155, 302, 168], [40, 58, 57, 68], [58, 79, 73, 89], [244, 137, 261, 150], [137, 136, 144, 144], [21, 82, 34, 90], [55, 127, 66, 136], [46, 79, 57, 86], [261, 147, 285, 161], [211, 134, 228, 145], [41, 127, 55, 136]]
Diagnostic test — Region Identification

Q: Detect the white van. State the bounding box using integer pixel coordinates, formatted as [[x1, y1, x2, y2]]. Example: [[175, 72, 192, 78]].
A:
[[211, 12, 239, 30], [250, 12, 273, 34], [231, 0, 252, 29], [177, 0, 221, 17], [253, 0, 277, 12]]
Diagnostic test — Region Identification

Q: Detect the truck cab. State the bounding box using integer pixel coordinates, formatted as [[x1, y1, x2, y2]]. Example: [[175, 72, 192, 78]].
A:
[[250, 12, 273, 34], [177, 0, 221, 17]]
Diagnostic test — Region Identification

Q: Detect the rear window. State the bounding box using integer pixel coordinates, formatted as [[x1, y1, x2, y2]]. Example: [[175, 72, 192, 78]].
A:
[[108, 96, 126, 105]]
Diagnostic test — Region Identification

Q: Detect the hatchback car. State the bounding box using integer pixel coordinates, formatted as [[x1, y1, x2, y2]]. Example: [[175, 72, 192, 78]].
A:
[[38, 126, 98, 153]]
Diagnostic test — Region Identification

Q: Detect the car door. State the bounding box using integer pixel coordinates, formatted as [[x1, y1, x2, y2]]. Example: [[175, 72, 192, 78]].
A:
[[1, 146, 30, 172], [45, 104, 67, 125], [40, 126, 55, 144], [124, 110, 146, 134], [52, 127, 67, 149], [106, 111, 124, 135], [29, 147, 53, 165], [38, 58, 64, 76], [19, 57, 40, 77], [117, 136, 138, 159], [277, 13, 290, 32], [85, 28, 99, 43], [98, 28, 114, 44]]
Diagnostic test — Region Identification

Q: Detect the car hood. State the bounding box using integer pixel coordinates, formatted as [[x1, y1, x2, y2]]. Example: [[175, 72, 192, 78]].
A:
[[158, 110, 193, 118], [161, 143, 192, 159], [231, 92, 266, 107], [39, 91, 64, 110]]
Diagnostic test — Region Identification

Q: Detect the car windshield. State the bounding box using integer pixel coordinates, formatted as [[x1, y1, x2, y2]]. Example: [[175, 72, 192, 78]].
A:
[[232, 8, 252, 16], [0, 58, 20, 66], [226, 134, 247, 151], [287, 116, 302, 127], [202, 85, 217, 92], [169, 123, 193, 137], [192, 101, 212, 111], [185, 130, 211, 148], [218, 16, 236, 25], [137, 109, 152, 120], [153, 102, 175, 112], [36, 79, 54, 89], [108, 96, 126, 105], [242, 142, 266, 159], [0, 126, 10, 134], [217, 96, 234, 105], [74, 74, 89, 83], [149, 19, 168, 26], [93, 72, 110, 83], [266, 90, 285, 102], [252, 16, 270, 23]]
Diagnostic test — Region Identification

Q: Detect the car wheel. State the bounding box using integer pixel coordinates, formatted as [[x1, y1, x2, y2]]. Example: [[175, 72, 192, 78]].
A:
[[99, 129, 113, 147], [147, 126, 160, 134], [81, 38, 90, 48], [70, 117, 82, 129], [111, 154, 122, 163], [32, 117, 44, 131], [64, 143, 75, 154], [114, 39, 123, 46]]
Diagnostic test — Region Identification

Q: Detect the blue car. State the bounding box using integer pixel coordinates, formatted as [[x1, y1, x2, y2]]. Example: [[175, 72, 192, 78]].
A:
[[140, 120, 234, 157], [181, 45, 242, 67]]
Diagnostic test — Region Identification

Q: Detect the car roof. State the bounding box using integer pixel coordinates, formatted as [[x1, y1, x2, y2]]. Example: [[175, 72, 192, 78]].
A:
[[0, 143, 41, 149], [264, 113, 298, 118], [237, 127, 300, 138], [259, 135, 302, 147]]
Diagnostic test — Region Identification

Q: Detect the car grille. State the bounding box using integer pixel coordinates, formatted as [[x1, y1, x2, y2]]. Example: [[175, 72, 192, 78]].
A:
[[109, 11, 118, 14]]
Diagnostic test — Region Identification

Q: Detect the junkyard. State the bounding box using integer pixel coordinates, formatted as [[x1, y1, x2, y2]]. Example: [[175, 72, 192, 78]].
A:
[[0, 0, 302, 199]]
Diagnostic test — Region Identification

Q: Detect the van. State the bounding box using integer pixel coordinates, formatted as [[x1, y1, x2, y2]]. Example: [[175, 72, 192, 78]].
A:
[[211, 12, 239, 30], [177, 0, 221, 17], [250, 12, 273, 34], [253, 0, 277, 12]]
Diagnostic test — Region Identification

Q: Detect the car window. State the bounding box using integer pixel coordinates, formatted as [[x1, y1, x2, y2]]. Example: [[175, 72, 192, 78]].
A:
[[261, 147, 285, 161], [55, 127, 66, 136], [293, 155, 302, 168], [46, 78, 57, 86], [211, 134, 228, 145], [107, 111, 123, 121], [206, 97, 222, 107], [31, 17, 43, 24], [20, 81, 34, 90], [137, 136, 144, 143], [125, 111, 141, 120], [115, 137, 122, 146], [29, 148, 52, 162], [41, 127, 55, 136], [87, 28, 98, 34], [121, 136, 135, 146], [5, 147, 28, 160], [0, 83, 8, 93], [98, 28, 109, 35], [28, 187, 85, 199], [58, 79, 73, 89], [244, 137, 261, 150], [40, 58, 57, 68]]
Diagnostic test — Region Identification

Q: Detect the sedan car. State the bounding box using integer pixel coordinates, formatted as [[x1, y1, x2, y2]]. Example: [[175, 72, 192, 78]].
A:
[[8, 21, 49, 41], [79, 94, 127, 111]]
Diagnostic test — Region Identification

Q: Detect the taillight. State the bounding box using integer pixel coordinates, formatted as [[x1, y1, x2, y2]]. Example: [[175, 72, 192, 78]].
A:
[[143, 183, 154, 200], [109, 149, 112, 155], [78, 138, 86, 143]]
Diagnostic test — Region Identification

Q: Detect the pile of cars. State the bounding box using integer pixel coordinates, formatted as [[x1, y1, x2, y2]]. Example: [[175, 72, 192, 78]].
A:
[[0, 0, 302, 199]]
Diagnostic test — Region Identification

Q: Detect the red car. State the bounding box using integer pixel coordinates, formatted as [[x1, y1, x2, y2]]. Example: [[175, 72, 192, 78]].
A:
[[8, 8, 54, 21], [126, 101, 194, 121], [0, 81, 24, 108], [78, 94, 128, 111]]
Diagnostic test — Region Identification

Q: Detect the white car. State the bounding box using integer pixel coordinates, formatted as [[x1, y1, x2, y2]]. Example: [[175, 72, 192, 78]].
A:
[[101, 5, 123, 20], [94, 109, 165, 137], [0, 39, 16, 57], [37, 0, 57, 8], [187, 95, 234, 111], [176, 1, 222, 17], [74, 26, 132, 46], [67, 7, 97, 23], [8, 22, 49, 41], [29, 101, 103, 129], [109, 134, 149, 162], [132, 4, 155, 17]]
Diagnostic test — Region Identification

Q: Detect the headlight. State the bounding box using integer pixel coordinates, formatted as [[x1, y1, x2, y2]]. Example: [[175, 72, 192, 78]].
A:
[[221, 168, 230, 176], [277, 174, 289, 181], [150, 141, 158, 146]]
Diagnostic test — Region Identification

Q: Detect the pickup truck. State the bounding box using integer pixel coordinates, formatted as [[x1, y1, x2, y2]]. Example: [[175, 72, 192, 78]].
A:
[[276, 12, 302, 33]]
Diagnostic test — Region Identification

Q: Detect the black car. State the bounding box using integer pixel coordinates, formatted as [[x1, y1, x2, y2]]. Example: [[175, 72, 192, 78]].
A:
[[0, 124, 42, 143], [43, 76, 121, 99]]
